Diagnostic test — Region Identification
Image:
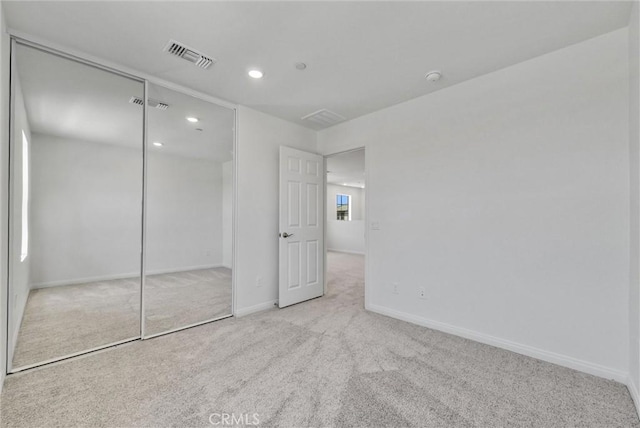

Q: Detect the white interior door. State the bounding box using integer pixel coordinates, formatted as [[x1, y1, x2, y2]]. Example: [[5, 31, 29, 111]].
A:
[[279, 146, 324, 308]]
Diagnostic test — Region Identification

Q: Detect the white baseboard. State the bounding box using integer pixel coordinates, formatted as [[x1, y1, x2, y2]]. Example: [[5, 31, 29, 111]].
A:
[[31, 264, 224, 289], [627, 376, 640, 418], [147, 264, 224, 276], [368, 303, 628, 383], [235, 300, 277, 317], [327, 248, 365, 255], [33, 272, 136, 289]]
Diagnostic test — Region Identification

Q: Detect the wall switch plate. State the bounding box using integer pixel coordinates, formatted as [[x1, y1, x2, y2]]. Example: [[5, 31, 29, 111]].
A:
[[392, 282, 399, 295], [371, 221, 380, 230], [256, 276, 263, 287]]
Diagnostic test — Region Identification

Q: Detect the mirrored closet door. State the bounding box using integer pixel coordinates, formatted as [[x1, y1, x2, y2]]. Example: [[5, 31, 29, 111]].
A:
[[7, 40, 235, 373], [8, 42, 144, 371], [144, 84, 234, 337]]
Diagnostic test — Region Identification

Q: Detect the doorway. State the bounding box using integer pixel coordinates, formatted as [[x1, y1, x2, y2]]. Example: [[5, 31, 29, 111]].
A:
[[324, 148, 366, 306]]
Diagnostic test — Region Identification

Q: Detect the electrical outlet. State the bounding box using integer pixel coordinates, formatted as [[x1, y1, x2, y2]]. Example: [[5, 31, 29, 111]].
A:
[[392, 282, 399, 295], [418, 287, 426, 299], [256, 276, 263, 287]]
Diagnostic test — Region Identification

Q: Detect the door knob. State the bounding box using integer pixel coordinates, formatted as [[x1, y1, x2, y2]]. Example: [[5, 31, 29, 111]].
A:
[[282, 232, 294, 238]]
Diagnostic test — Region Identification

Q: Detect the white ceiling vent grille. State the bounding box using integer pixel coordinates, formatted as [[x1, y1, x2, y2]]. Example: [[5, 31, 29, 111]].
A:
[[164, 39, 215, 70], [301, 109, 346, 129], [129, 96, 144, 107], [149, 100, 169, 110], [129, 96, 169, 110]]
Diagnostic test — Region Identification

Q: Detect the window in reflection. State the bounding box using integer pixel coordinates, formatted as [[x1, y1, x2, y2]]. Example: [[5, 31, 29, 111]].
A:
[[20, 130, 29, 262]]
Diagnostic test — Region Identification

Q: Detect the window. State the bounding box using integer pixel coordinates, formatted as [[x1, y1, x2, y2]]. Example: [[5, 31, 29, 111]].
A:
[[336, 194, 351, 221], [20, 130, 29, 262]]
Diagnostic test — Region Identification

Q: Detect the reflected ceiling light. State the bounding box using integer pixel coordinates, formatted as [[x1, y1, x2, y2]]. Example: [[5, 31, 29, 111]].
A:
[[153, 142, 163, 147], [248, 69, 264, 79], [186, 116, 199, 123]]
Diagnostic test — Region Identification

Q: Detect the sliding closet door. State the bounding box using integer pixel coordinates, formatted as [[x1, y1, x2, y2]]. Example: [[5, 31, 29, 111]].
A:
[[143, 84, 234, 337], [7, 42, 144, 371]]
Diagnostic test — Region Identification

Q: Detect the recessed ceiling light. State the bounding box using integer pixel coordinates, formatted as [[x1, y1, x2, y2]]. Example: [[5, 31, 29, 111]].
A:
[[248, 69, 264, 79], [186, 117, 199, 123], [425, 71, 442, 82], [153, 142, 163, 147], [295, 62, 307, 70]]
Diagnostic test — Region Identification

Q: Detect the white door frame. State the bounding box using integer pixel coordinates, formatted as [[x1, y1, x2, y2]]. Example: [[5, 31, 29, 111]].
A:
[[323, 147, 369, 310]]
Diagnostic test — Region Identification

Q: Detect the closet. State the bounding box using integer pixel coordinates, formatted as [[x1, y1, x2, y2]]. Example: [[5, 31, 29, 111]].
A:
[[6, 40, 234, 372]]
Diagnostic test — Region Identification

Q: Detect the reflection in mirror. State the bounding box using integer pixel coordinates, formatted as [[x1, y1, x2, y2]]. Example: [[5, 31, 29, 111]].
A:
[[144, 84, 233, 336], [8, 43, 144, 370]]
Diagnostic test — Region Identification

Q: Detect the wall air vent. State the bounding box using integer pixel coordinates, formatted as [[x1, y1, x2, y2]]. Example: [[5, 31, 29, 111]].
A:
[[301, 109, 346, 129], [164, 39, 215, 70], [129, 97, 169, 110]]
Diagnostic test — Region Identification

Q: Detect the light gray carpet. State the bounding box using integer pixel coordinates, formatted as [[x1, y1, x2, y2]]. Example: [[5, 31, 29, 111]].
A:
[[1, 251, 638, 427], [12, 268, 232, 369], [145, 267, 232, 336]]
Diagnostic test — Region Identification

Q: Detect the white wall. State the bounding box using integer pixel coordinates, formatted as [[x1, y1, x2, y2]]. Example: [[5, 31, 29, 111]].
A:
[[29, 134, 143, 286], [235, 106, 317, 315], [327, 184, 365, 254], [8, 76, 31, 361], [319, 29, 630, 380], [29, 134, 224, 286], [0, 0, 10, 391], [628, 0, 640, 408], [223, 160, 233, 269], [146, 150, 223, 273]]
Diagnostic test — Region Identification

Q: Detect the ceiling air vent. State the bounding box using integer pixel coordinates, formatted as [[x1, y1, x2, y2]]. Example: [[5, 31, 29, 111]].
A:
[[164, 39, 215, 70], [301, 109, 346, 129], [129, 97, 170, 110], [149, 100, 169, 110], [129, 96, 144, 107]]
